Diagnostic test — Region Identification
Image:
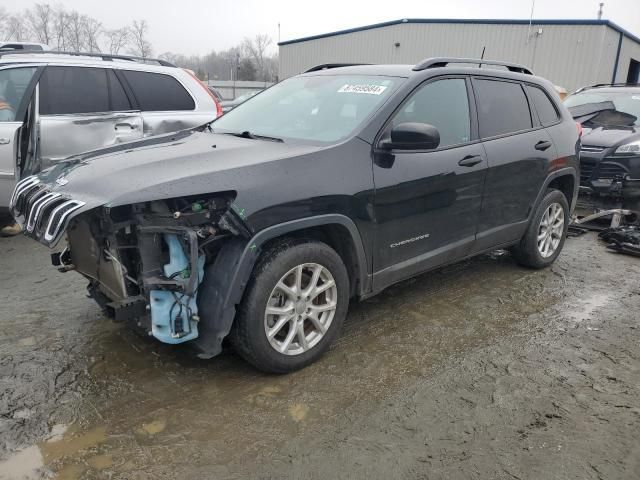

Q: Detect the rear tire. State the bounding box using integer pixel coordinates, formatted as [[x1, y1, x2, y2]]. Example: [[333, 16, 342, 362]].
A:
[[231, 239, 349, 373], [511, 189, 569, 269]]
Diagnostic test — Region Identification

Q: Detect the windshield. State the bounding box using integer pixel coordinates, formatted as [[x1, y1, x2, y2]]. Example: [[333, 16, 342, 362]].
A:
[[213, 75, 401, 142], [565, 91, 640, 126], [234, 91, 258, 102]]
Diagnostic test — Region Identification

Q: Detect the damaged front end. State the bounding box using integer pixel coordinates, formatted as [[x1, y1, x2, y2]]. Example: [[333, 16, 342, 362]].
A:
[[11, 176, 252, 352]]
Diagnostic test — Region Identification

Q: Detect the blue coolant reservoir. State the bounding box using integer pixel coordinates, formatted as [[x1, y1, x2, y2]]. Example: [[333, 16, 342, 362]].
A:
[[149, 234, 205, 344]]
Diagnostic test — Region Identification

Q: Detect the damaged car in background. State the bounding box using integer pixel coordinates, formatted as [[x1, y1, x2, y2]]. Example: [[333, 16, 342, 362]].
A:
[[0, 50, 222, 216], [566, 83, 640, 212], [11, 58, 579, 373], [565, 83, 640, 255]]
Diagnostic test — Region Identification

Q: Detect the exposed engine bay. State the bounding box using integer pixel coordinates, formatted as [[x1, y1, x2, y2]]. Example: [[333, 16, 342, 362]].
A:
[[52, 195, 251, 348]]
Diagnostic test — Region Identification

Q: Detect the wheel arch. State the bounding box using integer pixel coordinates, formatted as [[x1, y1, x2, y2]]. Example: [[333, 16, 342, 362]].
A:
[[530, 167, 578, 219], [547, 173, 576, 210], [194, 214, 370, 359]]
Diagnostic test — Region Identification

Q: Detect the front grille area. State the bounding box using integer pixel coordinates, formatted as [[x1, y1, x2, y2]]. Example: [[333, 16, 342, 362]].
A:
[[580, 145, 606, 153], [10, 176, 85, 244], [579, 161, 596, 183], [597, 162, 628, 179]]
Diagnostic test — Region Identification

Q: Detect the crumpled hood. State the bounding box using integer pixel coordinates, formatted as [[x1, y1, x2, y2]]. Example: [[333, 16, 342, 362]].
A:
[[37, 129, 324, 210], [581, 126, 639, 149]]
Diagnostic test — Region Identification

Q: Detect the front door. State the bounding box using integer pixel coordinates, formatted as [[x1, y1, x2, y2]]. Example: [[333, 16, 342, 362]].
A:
[[372, 77, 487, 288], [37, 66, 143, 169], [0, 66, 39, 207]]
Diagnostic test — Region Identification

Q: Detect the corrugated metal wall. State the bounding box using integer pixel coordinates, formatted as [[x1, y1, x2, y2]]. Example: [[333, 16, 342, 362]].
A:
[[616, 35, 640, 82], [279, 22, 634, 91]]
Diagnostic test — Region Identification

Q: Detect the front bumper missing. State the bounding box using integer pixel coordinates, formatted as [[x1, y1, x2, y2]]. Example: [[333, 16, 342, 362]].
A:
[[138, 227, 205, 344]]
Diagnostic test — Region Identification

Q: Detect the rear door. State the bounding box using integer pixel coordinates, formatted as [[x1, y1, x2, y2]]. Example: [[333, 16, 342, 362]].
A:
[[472, 77, 556, 251], [0, 65, 39, 207], [38, 66, 143, 168]]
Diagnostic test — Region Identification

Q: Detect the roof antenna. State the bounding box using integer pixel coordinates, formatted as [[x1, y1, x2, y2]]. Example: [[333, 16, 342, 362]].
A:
[[479, 46, 485, 69], [597, 2, 604, 20]]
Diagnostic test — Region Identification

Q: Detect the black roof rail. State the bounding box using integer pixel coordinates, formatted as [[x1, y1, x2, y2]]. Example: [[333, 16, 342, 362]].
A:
[[305, 63, 371, 73], [0, 50, 176, 67], [413, 57, 533, 75], [574, 82, 640, 93]]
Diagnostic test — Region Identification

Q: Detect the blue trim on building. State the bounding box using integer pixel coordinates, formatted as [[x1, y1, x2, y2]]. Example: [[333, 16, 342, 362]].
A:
[[278, 18, 640, 47]]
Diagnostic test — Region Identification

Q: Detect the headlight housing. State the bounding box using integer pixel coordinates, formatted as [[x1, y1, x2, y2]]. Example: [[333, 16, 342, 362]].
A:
[[614, 140, 640, 156]]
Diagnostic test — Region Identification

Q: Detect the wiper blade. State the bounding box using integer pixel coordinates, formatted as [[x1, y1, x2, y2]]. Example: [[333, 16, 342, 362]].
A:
[[222, 131, 284, 143]]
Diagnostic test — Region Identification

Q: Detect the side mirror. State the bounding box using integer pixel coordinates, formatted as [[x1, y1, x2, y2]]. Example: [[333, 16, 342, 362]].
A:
[[382, 122, 440, 150]]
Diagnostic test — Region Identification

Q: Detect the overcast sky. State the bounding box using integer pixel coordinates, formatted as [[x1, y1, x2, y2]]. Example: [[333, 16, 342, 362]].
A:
[[3, 0, 640, 56]]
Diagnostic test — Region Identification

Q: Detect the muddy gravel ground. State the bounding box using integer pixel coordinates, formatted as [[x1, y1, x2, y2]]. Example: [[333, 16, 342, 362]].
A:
[[0, 233, 638, 479]]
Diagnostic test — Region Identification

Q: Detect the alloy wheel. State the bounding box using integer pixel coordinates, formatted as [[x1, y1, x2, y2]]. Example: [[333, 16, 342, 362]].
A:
[[264, 263, 338, 356], [537, 202, 565, 258]]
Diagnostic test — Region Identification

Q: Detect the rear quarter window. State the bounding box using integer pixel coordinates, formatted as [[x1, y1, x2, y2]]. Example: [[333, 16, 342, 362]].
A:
[[527, 85, 560, 126], [474, 79, 533, 138], [121, 70, 195, 111]]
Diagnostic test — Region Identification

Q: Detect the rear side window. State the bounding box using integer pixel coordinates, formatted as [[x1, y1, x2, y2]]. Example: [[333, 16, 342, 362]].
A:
[[527, 85, 560, 126], [40, 67, 110, 115], [474, 79, 532, 138], [121, 70, 195, 111]]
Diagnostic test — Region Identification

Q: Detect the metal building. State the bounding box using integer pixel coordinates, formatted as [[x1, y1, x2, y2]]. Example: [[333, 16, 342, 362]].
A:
[[278, 19, 640, 91]]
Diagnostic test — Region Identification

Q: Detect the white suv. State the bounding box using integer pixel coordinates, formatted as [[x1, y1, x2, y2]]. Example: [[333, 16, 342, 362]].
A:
[[0, 51, 222, 212]]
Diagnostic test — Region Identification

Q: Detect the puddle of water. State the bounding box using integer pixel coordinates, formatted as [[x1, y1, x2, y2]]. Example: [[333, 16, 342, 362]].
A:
[[40, 425, 107, 463], [289, 403, 309, 422], [0, 445, 44, 480], [568, 292, 613, 322], [87, 454, 113, 470], [54, 463, 85, 480], [138, 419, 166, 436]]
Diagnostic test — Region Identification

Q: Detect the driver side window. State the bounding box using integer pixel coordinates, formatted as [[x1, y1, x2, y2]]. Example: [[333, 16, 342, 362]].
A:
[[392, 78, 471, 148], [0, 67, 37, 122]]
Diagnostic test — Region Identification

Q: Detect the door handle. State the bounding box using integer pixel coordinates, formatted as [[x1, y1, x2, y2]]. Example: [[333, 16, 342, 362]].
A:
[[115, 123, 137, 130], [0, 138, 9, 145], [535, 140, 552, 151], [458, 155, 483, 167]]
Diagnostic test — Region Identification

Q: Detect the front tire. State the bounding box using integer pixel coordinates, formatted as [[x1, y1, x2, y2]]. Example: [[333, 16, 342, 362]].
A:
[[231, 239, 349, 373], [511, 189, 570, 269]]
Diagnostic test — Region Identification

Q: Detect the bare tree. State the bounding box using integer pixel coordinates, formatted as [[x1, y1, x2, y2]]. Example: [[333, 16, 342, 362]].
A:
[[105, 27, 130, 55], [0, 7, 8, 40], [242, 34, 272, 80], [26, 3, 53, 45], [5, 14, 31, 41], [52, 6, 69, 51], [82, 16, 102, 52], [129, 20, 152, 58], [65, 11, 85, 51]]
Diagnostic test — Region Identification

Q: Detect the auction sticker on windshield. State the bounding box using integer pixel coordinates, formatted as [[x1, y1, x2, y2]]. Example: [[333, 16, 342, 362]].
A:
[[338, 84, 388, 95]]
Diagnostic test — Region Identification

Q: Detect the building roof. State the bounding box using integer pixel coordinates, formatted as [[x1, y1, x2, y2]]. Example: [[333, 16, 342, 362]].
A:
[[278, 18, 640, 47]]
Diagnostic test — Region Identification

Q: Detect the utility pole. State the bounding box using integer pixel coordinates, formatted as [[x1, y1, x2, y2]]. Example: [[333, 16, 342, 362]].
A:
[[526, 0, 536, 44], [597, 2, 604, 20]]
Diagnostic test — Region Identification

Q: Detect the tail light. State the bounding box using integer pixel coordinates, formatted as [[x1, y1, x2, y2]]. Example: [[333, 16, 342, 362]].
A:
[[576, 122, 583, 137], [183, 68, 223, 118]]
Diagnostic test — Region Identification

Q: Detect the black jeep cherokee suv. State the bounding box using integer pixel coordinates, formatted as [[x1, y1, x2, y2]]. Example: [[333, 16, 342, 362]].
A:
[[11, 57, 579, 373]]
